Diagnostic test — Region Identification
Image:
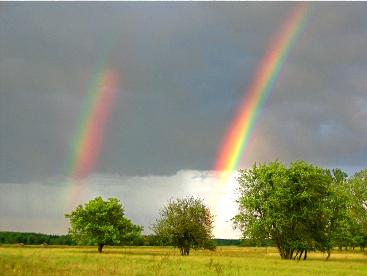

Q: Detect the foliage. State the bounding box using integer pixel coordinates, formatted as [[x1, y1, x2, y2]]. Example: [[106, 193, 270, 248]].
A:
[[152, 196, 215, 255], [214, 239, 241, 246], [317, 169, 351, 259], [345, 169, 367, 250], [240, 238, 275, 247], [0, 232, 75, 245], [142, 236, 238, 247], [0, 232, 240, 248], [348, 169, 367, 232], [142, 235, 169, 246], [233, 161, 351, 260], [65, 196, 142, 252]]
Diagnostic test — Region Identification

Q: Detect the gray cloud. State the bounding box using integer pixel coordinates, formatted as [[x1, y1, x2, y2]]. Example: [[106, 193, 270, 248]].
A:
[[0, 3, 364, 182], [0, 2, 307, 181], [1, 3, 367, 236]]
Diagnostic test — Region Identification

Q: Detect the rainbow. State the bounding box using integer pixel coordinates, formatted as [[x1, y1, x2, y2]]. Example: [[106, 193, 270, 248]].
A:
[[214, 3, 310, 176], [66, 68, 119, 206]]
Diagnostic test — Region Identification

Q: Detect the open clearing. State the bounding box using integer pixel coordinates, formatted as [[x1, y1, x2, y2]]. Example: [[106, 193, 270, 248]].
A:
[[0, 246, 366, 275]]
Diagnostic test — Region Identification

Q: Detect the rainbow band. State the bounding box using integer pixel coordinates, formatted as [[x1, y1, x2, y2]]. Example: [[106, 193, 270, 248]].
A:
[[65, 68, 119, 209], [214, 3, 310, 174], [67, 69, 118, 179], [66, 69, 105, 178]]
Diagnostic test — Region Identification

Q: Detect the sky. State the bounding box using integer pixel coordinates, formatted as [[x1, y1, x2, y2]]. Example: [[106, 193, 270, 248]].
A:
[[1, 2, 367, 238]]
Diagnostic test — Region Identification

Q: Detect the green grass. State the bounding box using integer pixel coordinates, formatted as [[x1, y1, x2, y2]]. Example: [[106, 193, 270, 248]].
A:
[[0, 245, 366, 275]]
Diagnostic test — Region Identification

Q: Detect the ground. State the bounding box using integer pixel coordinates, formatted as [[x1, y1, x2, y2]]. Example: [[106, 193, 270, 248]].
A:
[[0, 246, 366, 275]]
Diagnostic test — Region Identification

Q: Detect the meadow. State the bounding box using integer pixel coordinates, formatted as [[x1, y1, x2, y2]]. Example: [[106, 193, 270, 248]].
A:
[[1, 246, 366, 275]]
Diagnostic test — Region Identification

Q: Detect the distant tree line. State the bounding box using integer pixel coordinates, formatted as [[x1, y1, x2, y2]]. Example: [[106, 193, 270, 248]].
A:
[[0, 232, 75, 245], [233, 161, 367, 260], [0, 230, 241, 248], [214, 239, 241, 246]]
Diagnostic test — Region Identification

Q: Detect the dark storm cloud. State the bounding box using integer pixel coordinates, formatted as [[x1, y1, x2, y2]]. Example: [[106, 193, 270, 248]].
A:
[[243, 3, 367, 170], [1, 2, 367, 183]]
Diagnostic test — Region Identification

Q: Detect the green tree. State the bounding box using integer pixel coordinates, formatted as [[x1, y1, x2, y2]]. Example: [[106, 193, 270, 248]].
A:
[[347, 169, 367, 250], [152, 196, 215, 256], [348, 169, 367, 231], [233, 161, 335, 260], [321, 169, 350, 259], [65, 196, 142, 253]]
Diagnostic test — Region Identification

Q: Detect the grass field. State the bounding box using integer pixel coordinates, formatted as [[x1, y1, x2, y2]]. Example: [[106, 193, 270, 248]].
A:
[[0, 246, 366, 275]]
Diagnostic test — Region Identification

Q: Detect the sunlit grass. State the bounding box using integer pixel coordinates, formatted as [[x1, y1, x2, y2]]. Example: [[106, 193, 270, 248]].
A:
[[0, 246, 366, 275]]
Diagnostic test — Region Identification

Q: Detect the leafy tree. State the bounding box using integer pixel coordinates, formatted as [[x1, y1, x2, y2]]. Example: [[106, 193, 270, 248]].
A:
[[321, 169, 350, 260], [348, 169, 367, 232], [152, 196, 215, 256], [346, 169, 367, 250], [233, 161, 335, 260], [65, 196, 142, 253]]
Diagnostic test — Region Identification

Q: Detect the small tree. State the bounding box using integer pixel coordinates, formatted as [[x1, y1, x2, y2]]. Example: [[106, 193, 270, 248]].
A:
[[152, 196, 215, 256], [65, 196, 142, 253]]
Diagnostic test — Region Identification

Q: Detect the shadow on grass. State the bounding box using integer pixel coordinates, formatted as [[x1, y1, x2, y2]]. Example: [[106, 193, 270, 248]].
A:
[[285, 255, 367, 264]]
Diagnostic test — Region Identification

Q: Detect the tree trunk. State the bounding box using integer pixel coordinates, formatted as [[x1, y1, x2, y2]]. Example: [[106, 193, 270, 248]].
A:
[[98, 243, 104, 253], [325, 250, 330, 261], [285, 248, 292, 259], [184, 246, 190, 256], [290, 249, 294, 259], [303, 250, 307, 260], [279, 249, 286, 259], [293, 250, 299, 260], [276, 244, 283, 258], [179, 246, 190, 256], [281, 249, 289, 259]]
